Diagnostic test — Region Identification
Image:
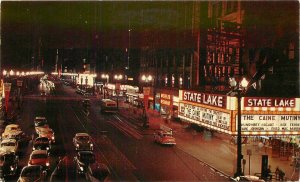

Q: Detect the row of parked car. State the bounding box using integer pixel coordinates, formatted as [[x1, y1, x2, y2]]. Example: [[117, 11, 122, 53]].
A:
[[75, 87, 94, 96], [71, 132, 110, 180], [0, 124, 29, 178], [17, 116, 55, 181]]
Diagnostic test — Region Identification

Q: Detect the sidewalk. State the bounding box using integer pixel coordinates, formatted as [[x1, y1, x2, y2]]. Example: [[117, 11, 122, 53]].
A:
[[119, 102, 300, 181]]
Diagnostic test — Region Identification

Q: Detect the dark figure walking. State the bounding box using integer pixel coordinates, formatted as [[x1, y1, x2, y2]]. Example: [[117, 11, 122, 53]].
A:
[[275, 167, 285, 181]]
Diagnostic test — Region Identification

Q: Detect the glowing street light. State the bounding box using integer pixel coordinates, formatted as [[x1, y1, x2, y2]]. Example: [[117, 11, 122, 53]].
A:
[[229, 76, 249, 177]]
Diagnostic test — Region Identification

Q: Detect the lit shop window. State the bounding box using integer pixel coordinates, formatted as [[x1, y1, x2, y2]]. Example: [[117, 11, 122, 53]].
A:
[[179, 77, 183, 87], [171, 75, 175, 87]]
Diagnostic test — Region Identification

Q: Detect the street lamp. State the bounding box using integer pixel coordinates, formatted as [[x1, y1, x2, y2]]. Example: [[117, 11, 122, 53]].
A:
[[141, 74, 153, 128], [114, 74, 123, 109], [230, 77, 249, 177], [9, 70, 14, 76], [2, 70, 7, 77]]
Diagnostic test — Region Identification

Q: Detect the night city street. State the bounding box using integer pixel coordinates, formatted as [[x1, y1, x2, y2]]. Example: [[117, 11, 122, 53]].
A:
[[0, 1, 299, 182]]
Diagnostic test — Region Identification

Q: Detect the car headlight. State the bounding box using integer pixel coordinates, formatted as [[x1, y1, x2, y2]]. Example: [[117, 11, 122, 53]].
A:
[[46, 162, 50, 166], [10, 166, 14, 171], [80, 166, 84, 171]]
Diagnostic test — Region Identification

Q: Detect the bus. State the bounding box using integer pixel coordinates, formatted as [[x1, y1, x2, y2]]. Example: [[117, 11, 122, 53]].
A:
[[100, 99, 118, 113]]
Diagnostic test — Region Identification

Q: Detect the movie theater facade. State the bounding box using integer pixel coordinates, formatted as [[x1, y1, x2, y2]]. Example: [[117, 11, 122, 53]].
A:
[[178, 90, 300, 136]]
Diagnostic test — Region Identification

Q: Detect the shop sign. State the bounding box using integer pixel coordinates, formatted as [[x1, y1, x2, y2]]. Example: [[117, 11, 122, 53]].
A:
[[182, 90, 226, 108], [161, 99, 171, 106], [160, 93, 171, 106], [240, 115, 300, 132], [179, 103, 230, 130], [161, 94, 171, 100], [244, 97, 295, 108]]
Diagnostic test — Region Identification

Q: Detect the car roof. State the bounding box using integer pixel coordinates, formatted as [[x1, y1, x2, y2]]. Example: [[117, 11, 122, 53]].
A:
[[5, 124, 20, 128], [31, 150, 48, 155], [78, 151, 94, 155], [21, 165, 42, 173], [35, 137, 49, 141], [35, 116, 46, 118], [76, 133, 90, 137], [1, 138, 17, 143]]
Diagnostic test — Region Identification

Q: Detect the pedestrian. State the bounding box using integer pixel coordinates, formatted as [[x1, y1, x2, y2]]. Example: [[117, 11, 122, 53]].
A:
[[275, 167, 285, 181], [267, 165, 272, 180]]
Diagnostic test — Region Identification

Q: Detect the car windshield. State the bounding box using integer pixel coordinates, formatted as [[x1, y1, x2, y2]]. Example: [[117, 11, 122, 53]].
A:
[[35, 138, 49, 143], [34, 143, 49, 147], [32, 154, 47, 159], [7, 127, 19, 131], [79, 153, 95, 163], [35, 120, 47, 126], [1, 142, 16, 147], [40, 130, 53, 135], [21, 167, 41, 178], [77, 136, 90, 141]]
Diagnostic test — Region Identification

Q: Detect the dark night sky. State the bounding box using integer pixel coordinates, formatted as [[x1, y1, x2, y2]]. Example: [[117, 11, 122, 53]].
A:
[[1, 1, 299, 70], [1, 1, 196, 70]]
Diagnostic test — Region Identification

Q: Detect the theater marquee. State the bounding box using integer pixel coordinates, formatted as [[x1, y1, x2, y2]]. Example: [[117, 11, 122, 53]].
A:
[[179, 102, 231, 132], [240, 115, 300, 132], [181, 90, 226, 108]]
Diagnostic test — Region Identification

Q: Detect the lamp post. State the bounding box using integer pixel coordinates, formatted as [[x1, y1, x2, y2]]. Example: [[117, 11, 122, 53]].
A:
[[114, 74, 123, 109], [230, 77, 249, 177], [101, 74, 109, 99], [141, 74, 153, 110], [141, 74, 153, 128]]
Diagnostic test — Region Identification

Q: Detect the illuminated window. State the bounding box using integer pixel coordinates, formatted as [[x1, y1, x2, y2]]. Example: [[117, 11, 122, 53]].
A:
[[171, 75, 175, 87], [179, 77, 183, 87], [288, 42, 295, 60]]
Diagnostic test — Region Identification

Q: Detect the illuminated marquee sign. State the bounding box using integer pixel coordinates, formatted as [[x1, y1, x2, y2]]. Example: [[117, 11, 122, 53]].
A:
[[240, 115, 300, 132], [244, 97, 295, 108], [179, 103, 230, 131], [182, 91, 226, 108]]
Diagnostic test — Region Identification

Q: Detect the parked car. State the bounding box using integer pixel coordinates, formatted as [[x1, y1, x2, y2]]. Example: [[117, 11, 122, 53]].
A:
[[73, 151, 95, 174], [82, 99, 91, 107], [40, 91, 47, 96], [33, 137, 51, 152], [2, 124, 21, 135], [18, 165, 47, 182], [230, 175, 265, 182], [0, 150, 19, 176], [34, 117, 48, 127], [34, 117, 49, 135], [2, 129, 29, 144], [0, 138, 19, 154], [73, 133, 93, 151], [38, 129, 55, 144], [153, 130, 176, 145], [28, 150, 50, 170]]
